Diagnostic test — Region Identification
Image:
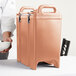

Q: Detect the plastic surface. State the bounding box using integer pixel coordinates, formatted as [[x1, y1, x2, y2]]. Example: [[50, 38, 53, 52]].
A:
[[16, 5, 62, 70]]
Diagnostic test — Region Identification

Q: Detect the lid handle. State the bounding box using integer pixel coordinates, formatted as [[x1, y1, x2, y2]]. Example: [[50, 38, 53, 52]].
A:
[[19, 6, 34, 13]]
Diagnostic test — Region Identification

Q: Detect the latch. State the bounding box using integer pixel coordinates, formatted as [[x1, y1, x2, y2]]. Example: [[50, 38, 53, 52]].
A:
[[28, 13, 31, 24], [19, 13, 21, 22]]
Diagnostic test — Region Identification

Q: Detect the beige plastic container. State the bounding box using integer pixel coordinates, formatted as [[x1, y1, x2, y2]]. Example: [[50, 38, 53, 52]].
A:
[[16, 5, 62, 70]]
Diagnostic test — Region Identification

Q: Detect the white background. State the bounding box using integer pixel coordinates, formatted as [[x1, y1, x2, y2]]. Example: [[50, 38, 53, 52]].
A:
[[9, 0, 76, 59], [0, 56, 76, 76]]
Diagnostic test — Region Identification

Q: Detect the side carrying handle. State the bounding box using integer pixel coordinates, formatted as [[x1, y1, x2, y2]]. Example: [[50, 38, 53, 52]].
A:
[[38, 5, 56, 14]]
